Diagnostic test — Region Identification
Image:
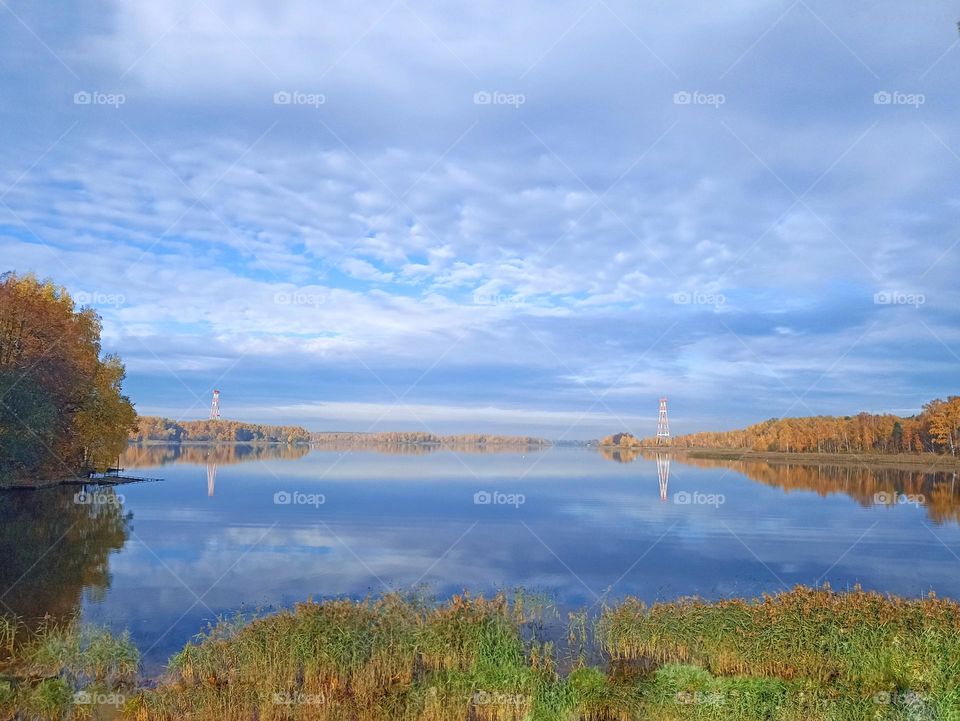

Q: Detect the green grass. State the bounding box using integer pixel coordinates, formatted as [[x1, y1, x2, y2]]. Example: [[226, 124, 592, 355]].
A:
[[599, 585, 960, 694], [126, 587, 960, 721], [4, 587, 960, 720], [0, 617, 138, 721]]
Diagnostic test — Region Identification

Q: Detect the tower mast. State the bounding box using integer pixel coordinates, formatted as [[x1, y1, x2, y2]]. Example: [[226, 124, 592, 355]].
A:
[[656, 397, 670, 445]]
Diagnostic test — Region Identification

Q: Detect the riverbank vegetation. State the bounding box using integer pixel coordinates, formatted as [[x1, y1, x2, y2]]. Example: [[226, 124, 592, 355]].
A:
[[0, 273, 137, 485], [598, 432, 643, 450], [646, 395, 960, 456], [310, 432, 551, 448], [130, 417, 311, 444], [128, 424, 550, 451], [0, 616, 139, 720], [5, 587, 956, 720]]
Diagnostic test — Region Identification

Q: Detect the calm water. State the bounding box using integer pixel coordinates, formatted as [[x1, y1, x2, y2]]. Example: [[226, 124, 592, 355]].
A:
[[3, 444, 960, 674]]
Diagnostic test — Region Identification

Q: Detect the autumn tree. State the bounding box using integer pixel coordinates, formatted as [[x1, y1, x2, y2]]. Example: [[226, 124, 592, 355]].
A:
[[0, 272, 137, 481], [636, 396, 959, 458], [925, 397, 960, 456]]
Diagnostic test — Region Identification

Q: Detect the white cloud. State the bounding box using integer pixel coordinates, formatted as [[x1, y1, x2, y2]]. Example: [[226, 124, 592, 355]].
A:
[[0, 0, 957, 432]]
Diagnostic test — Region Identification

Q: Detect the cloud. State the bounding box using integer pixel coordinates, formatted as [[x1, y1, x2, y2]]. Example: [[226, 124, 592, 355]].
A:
[[1, 0, 958, 434]]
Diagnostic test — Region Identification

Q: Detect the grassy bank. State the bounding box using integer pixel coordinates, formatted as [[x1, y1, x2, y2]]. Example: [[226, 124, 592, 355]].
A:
[[3, 587, 959, 720], [0, 615, 139, 720]]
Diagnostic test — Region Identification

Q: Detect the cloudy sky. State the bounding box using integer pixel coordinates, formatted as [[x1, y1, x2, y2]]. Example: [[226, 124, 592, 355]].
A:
[[1, 0, 958, 437]]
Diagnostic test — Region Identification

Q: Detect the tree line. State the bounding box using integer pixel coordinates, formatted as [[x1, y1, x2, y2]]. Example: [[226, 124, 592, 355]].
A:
[[0, 273, 137, 483], [641, 396, 960, 456], [598, 432, 643, 449], [130, 417, 311, 444], [310, 431, 550, 447]]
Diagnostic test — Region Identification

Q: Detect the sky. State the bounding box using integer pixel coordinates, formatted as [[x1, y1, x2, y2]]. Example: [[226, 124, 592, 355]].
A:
[[1, 0, 958, 438]]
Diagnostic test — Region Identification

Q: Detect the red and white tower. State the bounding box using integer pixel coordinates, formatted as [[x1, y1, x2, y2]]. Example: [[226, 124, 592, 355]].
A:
[[210, 389, 221, 420], [656, 397, 670, 445]]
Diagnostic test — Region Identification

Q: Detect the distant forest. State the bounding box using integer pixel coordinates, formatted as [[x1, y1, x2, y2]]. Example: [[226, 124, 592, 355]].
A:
[[310, 431, 551, 447], [131, 417, 311, 444], [600, 395, 960, 456], [131, 422, 551, 448]]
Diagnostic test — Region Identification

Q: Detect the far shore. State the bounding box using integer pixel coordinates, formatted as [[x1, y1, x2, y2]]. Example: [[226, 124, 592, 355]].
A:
[[11, 443, 959, 490]]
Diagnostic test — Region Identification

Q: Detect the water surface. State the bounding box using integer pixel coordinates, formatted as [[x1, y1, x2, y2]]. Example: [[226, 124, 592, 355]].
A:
[[3, 444, 959, 673]]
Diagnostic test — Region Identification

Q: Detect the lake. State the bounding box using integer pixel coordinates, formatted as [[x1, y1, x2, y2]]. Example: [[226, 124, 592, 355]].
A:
[[3, 444, 960, 675]]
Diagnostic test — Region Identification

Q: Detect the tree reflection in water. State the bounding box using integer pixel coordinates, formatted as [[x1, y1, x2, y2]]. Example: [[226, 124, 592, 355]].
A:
[[598, 448, 960, 526], [122, 443, 310, 467], [0, 486, 129, 626]]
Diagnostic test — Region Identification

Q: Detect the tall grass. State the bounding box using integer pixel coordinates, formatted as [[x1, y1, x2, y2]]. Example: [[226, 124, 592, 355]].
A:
[[0, 616, 17, 660], [127, 586, 960, 721], [598, 584, 960, 695], [128, 593, 570, 721], [5, 587, 960, 720], [0, 616, 139, 721]]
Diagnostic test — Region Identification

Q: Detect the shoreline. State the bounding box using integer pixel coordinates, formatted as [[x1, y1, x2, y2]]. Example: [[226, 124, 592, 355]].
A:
[[0, 473, 162, 491], [601, 444, 960, 470]]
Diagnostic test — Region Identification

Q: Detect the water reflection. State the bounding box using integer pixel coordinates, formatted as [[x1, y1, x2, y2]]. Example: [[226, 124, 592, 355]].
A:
[[607, 449, 960, 525], [597, 446, 642, 463], [656, 453, 670, 502], [7, 445, 960, 677], [124, 443, 310, 467], [0, 486, 129, 625]]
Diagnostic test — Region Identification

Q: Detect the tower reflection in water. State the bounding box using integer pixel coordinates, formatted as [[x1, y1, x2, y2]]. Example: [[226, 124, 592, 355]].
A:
[[656, 453, 670, 501]]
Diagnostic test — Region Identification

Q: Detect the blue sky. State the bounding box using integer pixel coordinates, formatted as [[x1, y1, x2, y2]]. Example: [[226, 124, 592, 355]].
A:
[[1, 0, 958, 438]]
